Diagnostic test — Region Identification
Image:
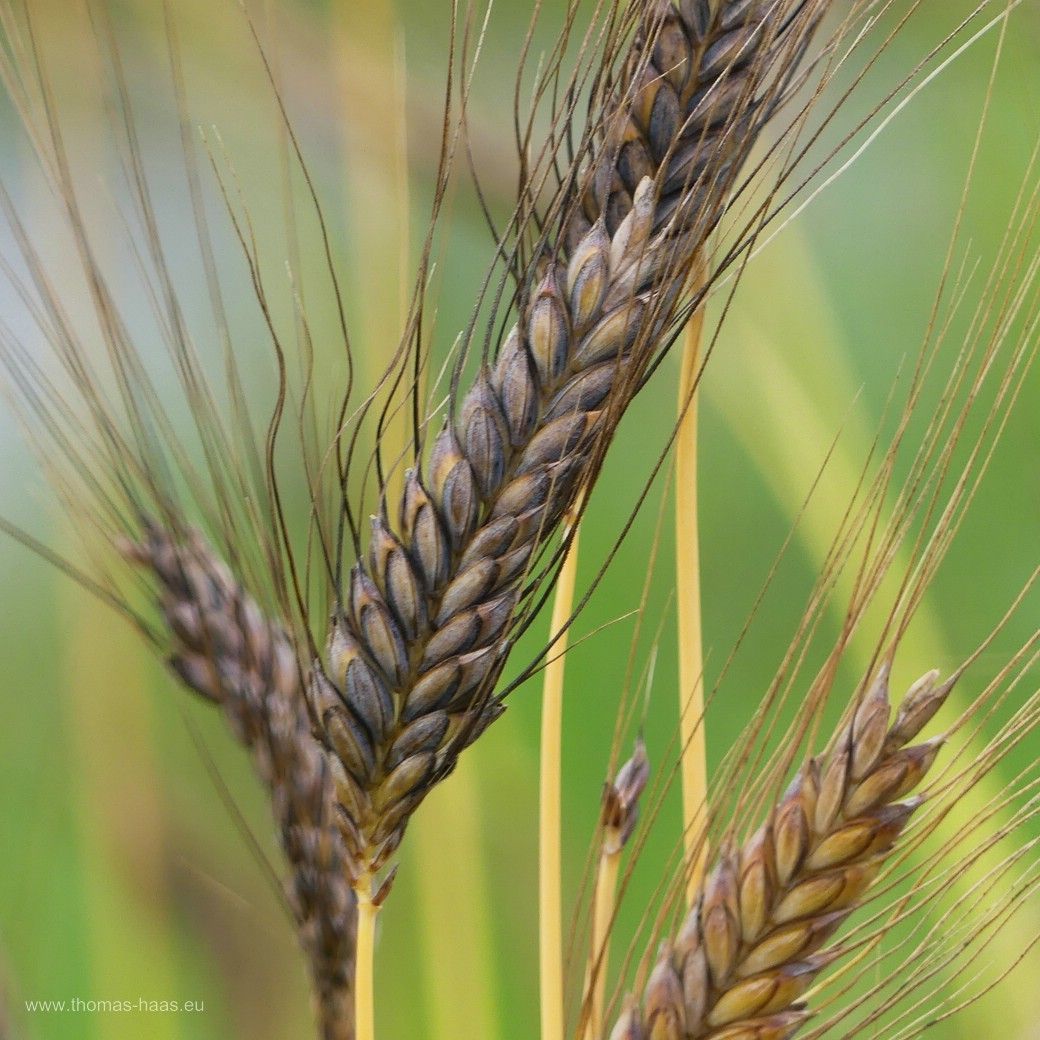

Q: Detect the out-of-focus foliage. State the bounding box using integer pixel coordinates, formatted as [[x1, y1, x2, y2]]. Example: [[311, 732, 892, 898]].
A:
[[0, 1, 1037, 1038]]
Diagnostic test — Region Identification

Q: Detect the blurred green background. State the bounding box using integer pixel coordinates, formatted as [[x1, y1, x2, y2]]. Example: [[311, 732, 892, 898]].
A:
[[0, 1, 1038, 1038]]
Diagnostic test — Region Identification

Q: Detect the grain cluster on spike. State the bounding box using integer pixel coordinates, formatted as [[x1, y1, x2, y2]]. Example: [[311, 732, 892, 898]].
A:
[[610, 667, 952, 1040], [313, 0, 824, 881], [124, 526, 356, 1038]]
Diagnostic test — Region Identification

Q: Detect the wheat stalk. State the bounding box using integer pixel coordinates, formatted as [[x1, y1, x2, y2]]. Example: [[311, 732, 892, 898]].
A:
[[534, 1, 822, 1028], [676, 254, 710, 902], [112, 4, 829, 1034], [608, 665, 953, 1040], [0, 2, 829, 1034], [567, 0, 826, 905], [541, 499, 585, 1040]]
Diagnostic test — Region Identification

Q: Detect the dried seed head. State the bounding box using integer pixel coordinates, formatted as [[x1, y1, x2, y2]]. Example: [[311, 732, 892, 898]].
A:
[[368, 515, 428, 639], [401, 469, 450, 589], [458, 370, 509, 497], [567, 221, 611, 331], [313, 0, 830, 878], [774, 795, 810, 886], [125, 527, 355, 1028], [603, 737, 651, 852], [739, 825, 776, 942], [702, 847, 742, 985], [710, 1009, 811, 1040], [492, 329, 540, 446], [528, 270, 571, 385], [610, 666, 953, 1040], [609, 177, 657, 275]]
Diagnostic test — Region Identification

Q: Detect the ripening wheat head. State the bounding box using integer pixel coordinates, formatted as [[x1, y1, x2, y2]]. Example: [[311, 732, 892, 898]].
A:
[[613, 667, 953, 1040], [305, 0, 831, 882]]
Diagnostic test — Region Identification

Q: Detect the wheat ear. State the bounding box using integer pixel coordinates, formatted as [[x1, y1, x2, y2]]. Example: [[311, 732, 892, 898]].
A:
[[610, 665, 953, 1040], [313, 0, 825, 884], [124, 525, 355, 1040]]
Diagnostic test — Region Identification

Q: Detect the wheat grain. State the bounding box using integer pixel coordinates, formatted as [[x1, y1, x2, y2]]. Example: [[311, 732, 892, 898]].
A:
[[609, 665, 953, 1040], [314, 0, 827, 883]]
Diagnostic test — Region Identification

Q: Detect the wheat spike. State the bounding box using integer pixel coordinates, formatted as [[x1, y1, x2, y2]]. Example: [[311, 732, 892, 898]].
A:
[[610, 666, 953, 1040], [124, 525, 356, 1040], [315, 0, 826, 880]]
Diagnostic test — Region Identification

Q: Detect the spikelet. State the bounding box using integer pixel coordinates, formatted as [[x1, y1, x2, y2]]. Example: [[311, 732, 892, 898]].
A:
[[604, 737, 653, 854], [316, 0, 827, 879], [124, 525, 355, 1040], [612, 666, 952, 1040]]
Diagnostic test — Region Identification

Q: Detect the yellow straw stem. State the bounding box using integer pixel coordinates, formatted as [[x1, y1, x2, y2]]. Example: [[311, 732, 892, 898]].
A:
[[539, 508, 583, 1040], [582, 842, 622, 1040], [354, 875, 379, 1040], [677, 258, 709, 903]]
